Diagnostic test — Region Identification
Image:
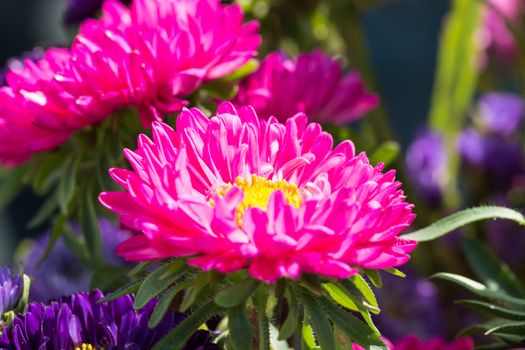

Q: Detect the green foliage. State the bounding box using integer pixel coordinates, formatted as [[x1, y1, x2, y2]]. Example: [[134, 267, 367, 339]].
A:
[[214, 278, 260, 308], [301, 290, 336, 350], [179, 272, 211, 312], [152, 300, 223, 350], [461, 237, 525, 297], [130, 259, 388, 350], [323, 282, 359, 312], [79, 181, 102, 262], [149, 281, 191, 328], [15, 274, 30, 314], [0, 168, 24, 212], [97, 279, 143, 303], [57, 157, 79, 214], [433, 273, 525, 307], [403, 206, 525, 242], [436, 243, 525, 347], [428, 0, 484, 206], [228, 305, 254, 350], [364, 269, 382, 288], [134, 260, 188, 310], [369, 141, 400, 167], [278, 287, 299, 340]]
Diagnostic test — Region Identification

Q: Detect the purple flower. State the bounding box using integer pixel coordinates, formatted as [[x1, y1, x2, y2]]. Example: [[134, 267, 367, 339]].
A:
[[0, 267, 23, 316], [0, 289, 218, 349], [405, 130, 447, 207], [24, 218, 131, 302], [458, 128, 524, 190], [374, 269, 445, 341], [477, 93, 524, 136]]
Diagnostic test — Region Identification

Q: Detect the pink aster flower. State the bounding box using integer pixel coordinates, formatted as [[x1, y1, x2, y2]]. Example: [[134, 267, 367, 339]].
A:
[[72, 0, 260, 123], [232, 51, 379, 125], [99, 102, 415, 283], [0, 49, 80, 166], [0, 0, 259, 166], [353, 336, 473, 350], [393, 336, 474, 350], [482, 0, 524, 64]]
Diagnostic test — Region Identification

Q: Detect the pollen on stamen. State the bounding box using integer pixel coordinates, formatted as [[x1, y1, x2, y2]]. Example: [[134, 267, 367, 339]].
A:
[[75, 344, 101, 350], [212, 175, 302, 227]]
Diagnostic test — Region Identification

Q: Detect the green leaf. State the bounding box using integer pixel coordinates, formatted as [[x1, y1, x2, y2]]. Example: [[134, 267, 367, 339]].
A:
[[403, 206, 525, 242], [90, 264, 127, 290], [179, 272, 208, 312], [428, 0, 484, 206], [337, 279, 380, 333], [27, 192, 58, 229], [37, 214, 66, 266], [228, 305, 253, 350], [359, 309, 381, 336], [62, 224, 89, 263], [334, 325, 354, 350], [128, 262, 155, 277], [152, 300, 222, 350], [300, 290, 336, 350], [433, 273, 525, 308], [149, 281, 192, 328], [256, 305, 270, 350], [312, 291, 387, 349], [302, 322, 317, 349], [474, 343, 514, 350], [299, 274, 324, 295], [349, 275, 379, 312], [221, 59, 259, 82], [57, 158, 79, 214], [214, 278, 259, 308], [252, 286, 270, 350], [457, 300, 525, 320], [14, 275, 31, 314], [322, 283, 359, 312], [278, 287, 299, 341], [252, 284, 269, 310], [0, 167, 24, 211], [369, 141, 399, 167], [485, 321, 525, 336], [98, 279, 143, 303], [32, 152, 66, 194], [364, 269, 382, 288], [134, 261, 186, 310], [456, 319, 509, 337], [490, 332, 524, 345], [97, 155, 119, 192], [383, 268, 406, 278], [461, 237, 525, 297], [80, 182, 102, 261]]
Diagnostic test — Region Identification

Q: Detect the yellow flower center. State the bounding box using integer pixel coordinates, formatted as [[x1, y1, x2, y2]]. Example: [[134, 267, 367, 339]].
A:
[[74, 345, 103, 350], [214, 175, 301, 227]]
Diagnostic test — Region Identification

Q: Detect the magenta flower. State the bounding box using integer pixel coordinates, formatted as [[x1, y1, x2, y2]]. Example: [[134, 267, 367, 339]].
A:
[[99, 103, 415, 283], [0, 0, 260, 166], [0, 49, 77, 166], [353, 336, 473, 350], [393, 336, 474, 350], [482, 0, 524, 64], [73, 0, 260, 123], [233, 51, 379, 125]]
